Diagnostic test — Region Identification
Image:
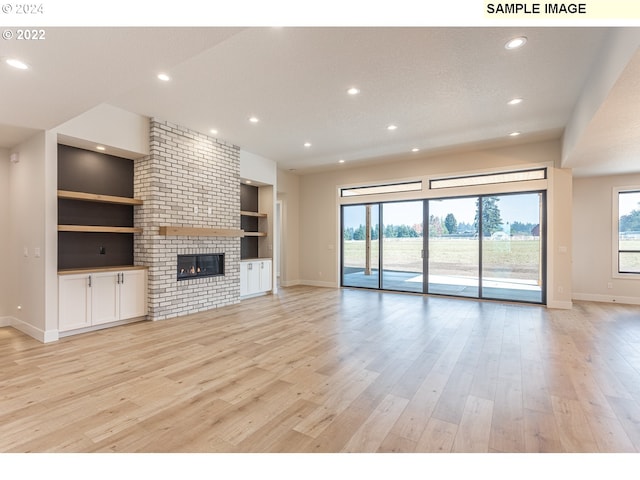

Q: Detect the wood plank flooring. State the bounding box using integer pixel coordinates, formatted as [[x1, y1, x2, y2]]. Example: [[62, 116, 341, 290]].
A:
[[2, 286, 640, 453]]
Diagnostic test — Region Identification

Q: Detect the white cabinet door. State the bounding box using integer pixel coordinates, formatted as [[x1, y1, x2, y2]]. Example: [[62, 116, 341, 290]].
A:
[[241, 259, 272, 297], [240, 261, 250, 296], [246, 262, 260, 294], [91, 271, 119, 325], [259, 260, 272, 292], [119, 270, 147, 320], [240, 262, 255, 297], [59, 268, 147, 333], [58, 274, 91, 332], [240, 261, 259, 296]]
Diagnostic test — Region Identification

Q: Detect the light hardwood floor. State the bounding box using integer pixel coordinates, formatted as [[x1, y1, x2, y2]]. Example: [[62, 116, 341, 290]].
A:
[[2, 285, 640, 453]]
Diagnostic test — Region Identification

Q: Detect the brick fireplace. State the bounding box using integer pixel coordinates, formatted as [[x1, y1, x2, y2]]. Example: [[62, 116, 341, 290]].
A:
[[134, 119, 241, 320]]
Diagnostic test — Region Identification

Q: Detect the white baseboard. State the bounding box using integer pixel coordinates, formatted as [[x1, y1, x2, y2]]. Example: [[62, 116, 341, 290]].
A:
[[280, 279, 301, 287], [300, 280, 338, 288], [546, 300, 573, 310], [572, 293, 640, 306], [4, 317, 59, 343], [0, 316, 12, 327]]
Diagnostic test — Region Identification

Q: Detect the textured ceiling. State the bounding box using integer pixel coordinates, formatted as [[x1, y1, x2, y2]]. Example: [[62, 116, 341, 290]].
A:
[[1, 27, 639, 175]]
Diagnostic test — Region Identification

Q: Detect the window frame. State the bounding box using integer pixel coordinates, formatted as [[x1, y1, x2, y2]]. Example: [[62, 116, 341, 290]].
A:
[[340, 181, 422, 198], [429, 168, 547, 190], [612, 186, 640, 278]]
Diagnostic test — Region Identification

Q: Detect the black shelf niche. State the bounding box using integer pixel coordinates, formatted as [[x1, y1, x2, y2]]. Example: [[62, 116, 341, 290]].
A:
[[240, 183, 259, 259], [57, 144, 136, 270]]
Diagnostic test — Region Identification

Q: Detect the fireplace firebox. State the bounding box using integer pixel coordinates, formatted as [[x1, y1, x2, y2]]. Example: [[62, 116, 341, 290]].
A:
[[177, 253, 225, 281]]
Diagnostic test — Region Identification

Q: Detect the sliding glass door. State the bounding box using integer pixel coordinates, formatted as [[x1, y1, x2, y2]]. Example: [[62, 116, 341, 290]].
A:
[[341, 191, 545, 304], [427, 197, 479, 298], [480, 192, 544, 303], [342, 204, 379, 288], [381, 201, 423, 293]]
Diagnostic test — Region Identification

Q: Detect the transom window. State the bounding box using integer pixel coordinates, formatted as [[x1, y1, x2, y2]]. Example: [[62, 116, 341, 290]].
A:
[[340, 181, 422, 197], [430, 168, 546, 190]]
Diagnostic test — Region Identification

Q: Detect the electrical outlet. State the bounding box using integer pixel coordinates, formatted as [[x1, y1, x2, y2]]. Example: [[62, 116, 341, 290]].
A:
[[607, 282, 613, 289]]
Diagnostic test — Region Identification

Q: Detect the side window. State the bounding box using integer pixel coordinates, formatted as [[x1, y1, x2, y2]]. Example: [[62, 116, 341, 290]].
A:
[[618, 190, 640, 274]]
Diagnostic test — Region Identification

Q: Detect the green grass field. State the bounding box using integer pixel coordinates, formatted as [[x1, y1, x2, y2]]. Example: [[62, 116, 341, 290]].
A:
[[344, 238, 640, 277]]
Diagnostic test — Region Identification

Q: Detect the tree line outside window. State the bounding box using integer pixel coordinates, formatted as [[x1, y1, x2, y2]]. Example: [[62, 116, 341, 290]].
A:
[[343, 197, 539, 241]]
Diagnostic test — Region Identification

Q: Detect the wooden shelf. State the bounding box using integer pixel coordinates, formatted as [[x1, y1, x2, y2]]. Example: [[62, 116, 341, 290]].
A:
[[58, 225, 143, 234], [240, 210, 267, 218], [58, 190, 143, 205], [58, 265, 148, 275], [158, 226, 245, 237], [242, 231, 267, 237]]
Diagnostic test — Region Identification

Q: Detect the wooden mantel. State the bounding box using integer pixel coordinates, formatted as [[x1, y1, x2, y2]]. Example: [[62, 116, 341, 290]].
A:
[[158, 226, 245, 237]]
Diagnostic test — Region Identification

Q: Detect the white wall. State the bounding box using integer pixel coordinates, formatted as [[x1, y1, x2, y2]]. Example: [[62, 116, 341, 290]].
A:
[[573, 173, 640, 304], [240, 149, 277, 185], [277, 169, 301, 286], [548, 167, 573, 309], [0, 148, 9, 321], [56, 103, 150, 159], [7, 132, 58, 341], [296, 139, 573, 307]]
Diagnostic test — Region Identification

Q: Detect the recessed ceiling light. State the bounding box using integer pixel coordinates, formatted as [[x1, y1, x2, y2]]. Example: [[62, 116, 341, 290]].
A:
[[246, 180, 252, 184], [347, 87, 360, 95], [411, 148, 420, 153], [505, 36, 527, 50], [6, 58, 29, 70], [157, 73, 170, 81], [387, 124, 398, 131], [304, 142, 312, 148], [508, 98, 523, 105], [509, 131, 521, 137], [96, 145, 106, 151], [249, 116, 259, 123], [338, 159, 345, 164], [210, 129, 218, 135]]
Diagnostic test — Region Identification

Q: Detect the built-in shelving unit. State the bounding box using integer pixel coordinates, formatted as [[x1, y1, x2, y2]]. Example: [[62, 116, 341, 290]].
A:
[[239, 182, 273, 296], [57, 189, 144, 234], [241, 210, 267, 236], [57, 144, 142, 270], [240, 183, 270, 259], [57, 144, 148, 336]]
